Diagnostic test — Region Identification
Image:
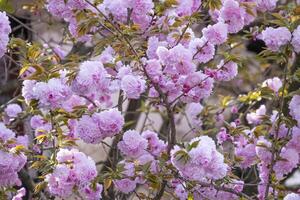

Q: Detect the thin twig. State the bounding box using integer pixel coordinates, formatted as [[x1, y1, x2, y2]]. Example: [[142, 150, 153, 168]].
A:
[[6, 13, 55, 52]]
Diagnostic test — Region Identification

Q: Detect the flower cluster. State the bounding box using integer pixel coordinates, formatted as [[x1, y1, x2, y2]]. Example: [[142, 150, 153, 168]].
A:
[[225, 105, 300, 199], [72, 61, 112, 104], [2, 104, 22, 124], [46, 0, 90, 41], [289, 95, 300, 126], [260, 27, 291, 52], [0, 123, 27, 187], [120, 74, 146, 99], [101, 0, 154, 30], [257, 0, 278, 12], [258, 24, 300, 55], [0, 12, 11, 58], [292, 25, 300, 53], [46, 149, 102, 199], [146, 43, 216, 103], [262, 77, 282, 93], [115, 130, 166, 193], [22, 78, 72, 109], [30, 115, 52, 138], [171, 136, 228, 181], [75, 108, 124, 144], [284, 193, 300, 200]]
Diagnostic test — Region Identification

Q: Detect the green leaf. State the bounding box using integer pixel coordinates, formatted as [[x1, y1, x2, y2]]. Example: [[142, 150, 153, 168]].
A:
[[165, 0, 178, 7], [188, 193, 194, 200], [104, 178, 112, 191], [0, 0, 15, 13], [187, 140, 200, 151], [203, 0, 222, 10], [260, 87, 275, 99], [35, 134, 48, 144], [294, 68, 300, 82], [9, 145, 25, 155], [220, 96, 232, 108], [19, 65, 30, 77], [174, 150, 190, 164], [34, 181, 47, 194], [253, 124, 270, 138], [30, 160, 47, 169]]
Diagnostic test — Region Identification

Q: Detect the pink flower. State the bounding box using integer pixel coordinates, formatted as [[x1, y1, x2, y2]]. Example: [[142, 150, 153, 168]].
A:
[[33, 78, 72, 109], [146, 36, 167, 59], [261, 27, 291, 52], [101, 0, 154, 30], [62, 95, 86, 112], [75, 115, 104, 144], [262, 77, 282, 93], [30, 115, 52, 132], [171, 136, 228, 181], [246, 105, 266, 125], [256, 137, 272, 164], [46, 164, 76, 197], [0, 12, 11, 58], [16, 135, 29, 148], [99, 46, 115, 64], [287, 127, 300, 152], [157, 44, 196, 75], [146, 59, 163, 83], [46, 0, 72, 20], [121, 75, 146, 99], [141, 130, 167, 156], [174, 184, 188, 200], [4, 104, 22, 118], [22, 80, 37, 102], [0, 173, 21, 188], [76, 109, 124, 144], [0, 151, 27, 187], [292, 25, 300, 53], [46, 149, 98, 198], [182, 71, 215, 103], [114, 178, 136, 194], [289, 95, 300, 126], [12, 187, 26, 200], [284, 193, 300, 200], [202, 22, 228, 45], [0, 122, 16, 142], [189, 38, 215, 63], [235, 135, 256, 168], [216, 127, 232, 144], [257, 0, 278, 12], [215, 60, 238, 81], [101, 0, 129, 22], [118, 130, 148, 158], [130, 0, 154, 30], [274, 148, 299, 179], [53, 46, 67, 59], [175, 0, 202, 17], [80, 183, 103, 200], [219, 0, 246, 33], [72, 60, 112, 103], [93, 108, 124, 137], [67, 0, 88, 10]]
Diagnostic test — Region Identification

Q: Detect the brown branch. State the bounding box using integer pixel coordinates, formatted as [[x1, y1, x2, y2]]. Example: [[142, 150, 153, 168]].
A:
[[264, 61, 289, 200], [0, 94, 21, 112]]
